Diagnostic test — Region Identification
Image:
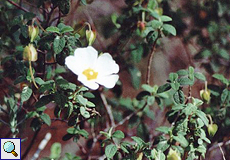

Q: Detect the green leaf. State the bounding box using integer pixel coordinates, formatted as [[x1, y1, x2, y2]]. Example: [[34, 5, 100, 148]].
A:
[[66, 102, 73, 118], [39, 80, 55, 93], [53, 36, 66, 54], [56, 77, 76, 91], [163, 24, 176, 36], [170, 82, 180, 90], [196, 110, 208, 127], [173, 90, 185, 104], [221, 88, 229, 104], [192, 98, 203, 107], [14, 76, 27, 85], [83, 92, 95, 98], [80, 107, 90, 118], [169, 73, 178, 82], [219, 49, 229, 60], [151, 20, 163, 29], [131, 45, 143, 63], [147, 96, 155, 105], [131, 136, 146, 147], [173, 134, 188, 147], [50, 142, 61, 159], [21, 86, 32, 102], [35, 94, 53, 108], [67, 128, 78, 134], [177, 69, 188, 76], [86, 101, 95, 107], [129, 67, 141, 89], [188, 66, 194, 81], [112, 130, 125, 139], [58, 23, 74, 33], [194, 72, 206, 81], [157, 83, 171, 93], [34, 77, 45, 85], [120, 142, 129, 153], [76, 95, 88, 106], [40, 113, 51, 126], [183, 103, 197, 116], [155, 126, 171, 134], [136, 91, 151, 100], [80, 0, 87, 5], [105, 144, 118, 159], [178, 77, 194, 85], [78, 129, 89, 138], [212, 74, 228, 85], [142, 84, 153, 93], [160, 15, 172, 22], [46, 26, 60, 34]]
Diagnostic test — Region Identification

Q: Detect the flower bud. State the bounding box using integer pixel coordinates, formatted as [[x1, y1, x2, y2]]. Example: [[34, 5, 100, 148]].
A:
[[167, 148, 181, 160], [200, 89, 211, 103], [23, 44, 38, 61], [137, 21, 146, 31], [86, 29, 96, 46], [208, 124, 218, 137], [28, 25, 39, 42]]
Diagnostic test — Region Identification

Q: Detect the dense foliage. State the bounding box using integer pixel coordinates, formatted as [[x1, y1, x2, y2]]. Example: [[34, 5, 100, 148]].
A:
[[0, 0, 229, 159]]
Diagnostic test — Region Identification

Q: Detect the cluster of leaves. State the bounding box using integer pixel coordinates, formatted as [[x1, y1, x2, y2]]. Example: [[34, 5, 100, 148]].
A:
[[41, 142, 81, 160], [0, 0, 229, 159], [186, 0, 229, 74], [110, 0, 176, 89]]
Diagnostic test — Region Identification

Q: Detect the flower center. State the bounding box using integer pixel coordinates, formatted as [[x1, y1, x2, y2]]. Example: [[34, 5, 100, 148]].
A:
[[82, 68, 98, 80]]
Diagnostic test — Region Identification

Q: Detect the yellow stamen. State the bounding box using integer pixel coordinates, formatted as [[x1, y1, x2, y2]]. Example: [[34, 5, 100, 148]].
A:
[[82, 68, 98, 80]]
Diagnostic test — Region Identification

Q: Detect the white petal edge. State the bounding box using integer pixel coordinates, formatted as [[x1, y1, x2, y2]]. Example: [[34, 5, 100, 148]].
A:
[[95, 53, 119, 76], [77, 74, 99, 90], [65, 55, 84, 75], [96, 74, 119, 88], [73, 46, 98, 69]]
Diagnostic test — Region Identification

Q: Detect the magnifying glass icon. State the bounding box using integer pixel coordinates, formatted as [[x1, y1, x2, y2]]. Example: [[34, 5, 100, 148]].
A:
[[3, 141, 18, 157]]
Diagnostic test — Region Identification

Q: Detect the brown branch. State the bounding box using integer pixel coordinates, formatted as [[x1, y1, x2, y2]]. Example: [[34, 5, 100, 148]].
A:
[[100, 93, 115, 127], [22, 128, 41, 160], [6, 0, 42, 22], [146, 33, 160, 85], [6, 0, 29, 12]]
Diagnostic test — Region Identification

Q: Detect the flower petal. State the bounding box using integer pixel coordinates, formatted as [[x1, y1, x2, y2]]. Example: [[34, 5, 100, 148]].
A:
[[65, 55, 83, 75], [74, 46, 98, 69], [96, 74, 119, 88], [78, 74, 99, 90], [95, 53, 119, 76]]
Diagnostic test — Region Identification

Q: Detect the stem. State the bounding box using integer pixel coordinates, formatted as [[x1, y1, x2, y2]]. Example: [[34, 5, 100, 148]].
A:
[[146, 33, 160, 84], [205, 81, 208, 91], [6, 0, 29, 12], [6, 0, 42, 22], [22, 128, 40, 159], [207, 114, 213, 125], [100, 93, 115, 127], [218, 143, 226, 160], [29, 61, 39, 89]]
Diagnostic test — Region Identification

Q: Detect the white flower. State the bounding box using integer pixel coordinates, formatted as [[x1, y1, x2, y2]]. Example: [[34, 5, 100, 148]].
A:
[[65, 46, 119, 90]]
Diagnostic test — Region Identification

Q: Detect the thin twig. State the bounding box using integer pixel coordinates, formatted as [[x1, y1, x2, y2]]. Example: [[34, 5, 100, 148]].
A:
[[6, 0, 29, 12], [22, 129, 41, 160], [6, 0, 42, 22], [218, 143, 226, 160], [100, 93, 115, 127], [146, 33, 160, 84], [209, 140, 230, 151], [77, 142, 87, 154], [0, 119, 9, 126]]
